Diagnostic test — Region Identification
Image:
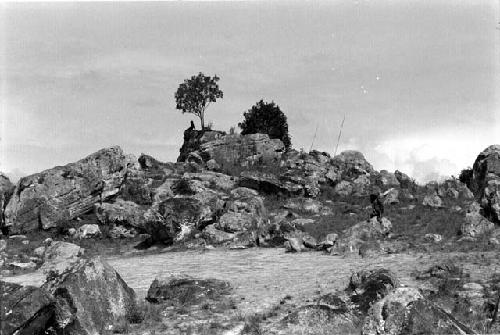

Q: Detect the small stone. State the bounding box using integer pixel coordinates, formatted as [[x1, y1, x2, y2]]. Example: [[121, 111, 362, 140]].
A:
[[9, 261, 37, 270], [43, 238, 53, 245], [462, 282, 483, 291], [424, 233, 442, 243], [76, 224, 101, 239], [33, 246, 46, 257], [22, 240, 29, 245], [67, 228, 77, 236], [489, 237, 500, 245], [9, 235, 27, 240], [0, 239, 7, 252]]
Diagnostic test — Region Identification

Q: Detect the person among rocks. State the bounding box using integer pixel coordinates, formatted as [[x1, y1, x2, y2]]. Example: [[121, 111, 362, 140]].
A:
[[370, 192, 384, 222], [188, 120, 195, 131]]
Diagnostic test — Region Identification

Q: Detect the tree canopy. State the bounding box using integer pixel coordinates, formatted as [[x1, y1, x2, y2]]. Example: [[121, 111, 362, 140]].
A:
[[174, 72, 223, 130], [239, 100, 291, 149]]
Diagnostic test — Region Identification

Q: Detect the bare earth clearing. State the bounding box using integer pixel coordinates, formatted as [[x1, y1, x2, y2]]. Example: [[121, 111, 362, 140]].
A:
[[8, 248, 498, 313]]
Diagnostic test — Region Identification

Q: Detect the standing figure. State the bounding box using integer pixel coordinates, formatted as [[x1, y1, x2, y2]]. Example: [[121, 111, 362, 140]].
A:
[[370, 193, 384, 222], [189, 120, 196, 131]]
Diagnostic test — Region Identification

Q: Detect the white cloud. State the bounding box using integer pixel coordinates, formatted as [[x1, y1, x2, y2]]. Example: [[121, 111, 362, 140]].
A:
[[370, 128, 500, 183]]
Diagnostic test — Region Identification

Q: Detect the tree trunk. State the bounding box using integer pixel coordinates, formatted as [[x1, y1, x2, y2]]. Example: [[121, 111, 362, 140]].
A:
[[200, 112, 205, 130]]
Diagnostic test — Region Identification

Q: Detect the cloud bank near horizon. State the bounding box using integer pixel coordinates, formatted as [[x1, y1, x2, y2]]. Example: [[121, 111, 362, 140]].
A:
[[1, 1, 499, 183]]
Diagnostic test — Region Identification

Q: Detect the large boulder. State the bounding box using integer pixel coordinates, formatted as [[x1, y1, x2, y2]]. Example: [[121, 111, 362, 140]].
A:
[[4, 147, 134, 234], [42, 256, 137, 335], [331, 151, 374, 179], [143, 197, 204, 244], [40, 241, 84, 275], [471, 145, 500, 223], [0, 281, 56, 335], [362, 287, 475, 335], [146, 275, 231, 305], [460, 202, 495, 237], [239, 171, 303, 196], [95, 198, 147, 228], [332, 217, 392, 255], [0, 173, 15, 231]]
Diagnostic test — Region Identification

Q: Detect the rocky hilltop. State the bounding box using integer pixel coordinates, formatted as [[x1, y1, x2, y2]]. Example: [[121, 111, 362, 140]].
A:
[[1, 132, 500, 335]]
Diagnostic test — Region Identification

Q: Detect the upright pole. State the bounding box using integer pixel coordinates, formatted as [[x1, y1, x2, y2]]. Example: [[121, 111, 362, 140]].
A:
[[334, 113, 346, 157]]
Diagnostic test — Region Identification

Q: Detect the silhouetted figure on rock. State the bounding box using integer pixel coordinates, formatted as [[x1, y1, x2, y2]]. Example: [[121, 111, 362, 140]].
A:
[[189, 120, 195, 131], [370, 193, 384, 222]]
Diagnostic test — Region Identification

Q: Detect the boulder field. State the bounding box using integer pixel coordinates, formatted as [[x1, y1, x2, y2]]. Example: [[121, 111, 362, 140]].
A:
[[0, 132, 498, 252]]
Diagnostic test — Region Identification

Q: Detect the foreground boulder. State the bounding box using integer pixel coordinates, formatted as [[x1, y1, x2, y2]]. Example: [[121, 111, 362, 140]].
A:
[[362, 287, 475, 335], [4, 146, 134, 233], [42, 256, 137, 335], [146, 275, 232, 305], [471, 145, 500, 223], [331, 217, 392, 255], [0, 281, 55, 335], [461, 202, 495, 237]]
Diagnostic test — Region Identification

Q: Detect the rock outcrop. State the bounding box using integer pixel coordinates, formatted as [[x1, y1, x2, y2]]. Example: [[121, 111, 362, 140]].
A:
[[0, 281, 56, 335], [178, 130, 284, 169], [471, 145, 500, 223], [362, 287, 475, 335], [42, 256, 137, 335], [4, 147, 134, 234], [146, 275, 232, 305]]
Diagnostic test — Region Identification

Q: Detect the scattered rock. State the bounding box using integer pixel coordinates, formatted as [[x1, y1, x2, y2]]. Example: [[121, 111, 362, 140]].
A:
[[76, 224, 101, 239], [334, 180, 353, 197], [395, 170, 413, 189], [9, 261, 37, 270], [34, 246, 46, 257], [382, 188, 399, 205], [422, 194, 443, 208], [284, 237, 303, 252], [108, 225, 137, 239], [424, 233, 443, 243], [0, 239, 7, 252]]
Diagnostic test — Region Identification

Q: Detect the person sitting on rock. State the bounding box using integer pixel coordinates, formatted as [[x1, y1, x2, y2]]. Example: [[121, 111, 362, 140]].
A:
[[370, 192, 384, 222]]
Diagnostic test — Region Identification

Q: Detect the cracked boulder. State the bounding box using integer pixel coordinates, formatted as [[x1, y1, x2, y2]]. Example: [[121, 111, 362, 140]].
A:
[[4, 146, 134, 234]]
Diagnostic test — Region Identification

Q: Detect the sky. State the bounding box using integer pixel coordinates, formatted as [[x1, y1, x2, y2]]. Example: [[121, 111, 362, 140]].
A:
[[1, 1, 499, 183]]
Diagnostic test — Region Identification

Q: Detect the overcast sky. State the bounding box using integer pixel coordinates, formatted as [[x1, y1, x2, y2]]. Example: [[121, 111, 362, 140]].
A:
[[1, 1, 499, 183]]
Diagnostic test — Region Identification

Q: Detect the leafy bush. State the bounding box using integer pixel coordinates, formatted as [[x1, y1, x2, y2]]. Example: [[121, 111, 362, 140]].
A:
[[459, 167, 473, 189], [239, 100, 291, 150]]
